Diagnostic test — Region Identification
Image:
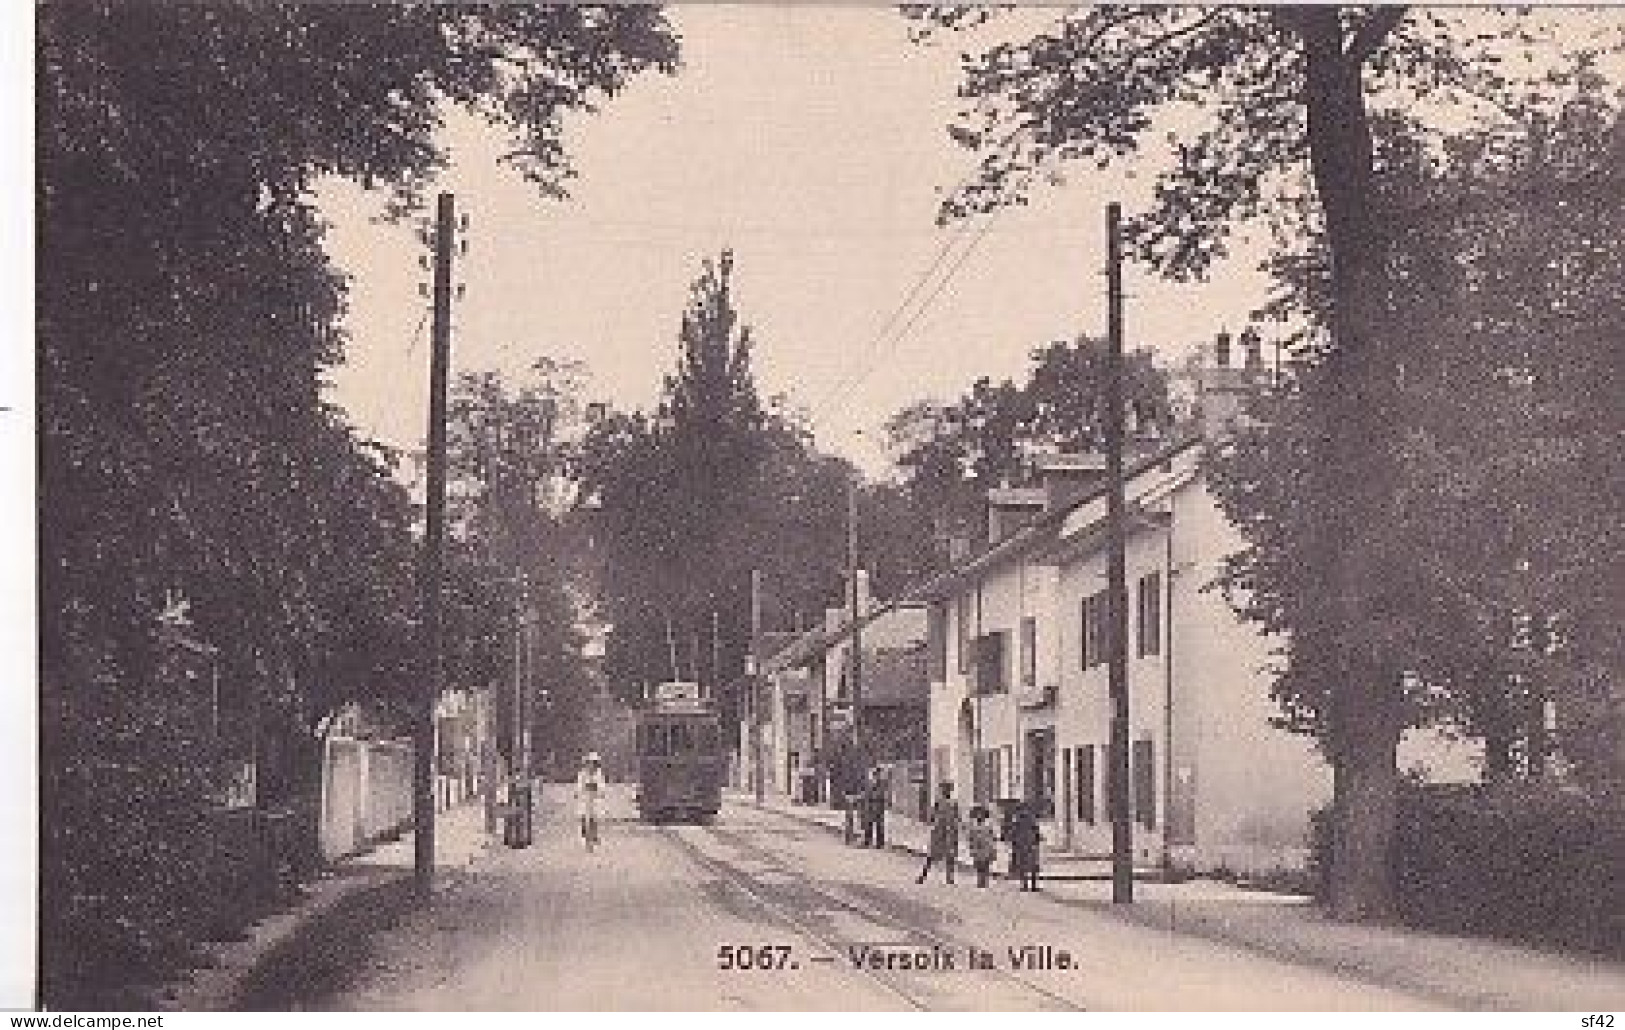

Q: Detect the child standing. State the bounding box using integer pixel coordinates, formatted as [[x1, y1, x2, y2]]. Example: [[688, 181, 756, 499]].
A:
[[966, 805, 998, 888]]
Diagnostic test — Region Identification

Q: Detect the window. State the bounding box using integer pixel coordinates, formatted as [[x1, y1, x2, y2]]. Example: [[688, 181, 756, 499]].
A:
[[1024, 728, 1055, 818], [927, 603, 948, 682], [1020, 616, 1037, 687], [973, 631, 1009, 695], [1137, 572, 1163, 658], [1080, 591, 1109, 670], [973, 747, 1003, 804], [1075, 745, 1096, 825], [1061, 746, 1073, 824], [956, 593, 975, 674], [1079, 595, 1092, 669], [670, 721, 693, 754], [1133, 738, 1156, 829], [639, 723, 671, 757], [697, 721, 720, 755]]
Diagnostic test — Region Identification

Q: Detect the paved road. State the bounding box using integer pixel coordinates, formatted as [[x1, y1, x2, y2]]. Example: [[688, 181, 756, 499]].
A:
[[305, 784, 1445, 1011]]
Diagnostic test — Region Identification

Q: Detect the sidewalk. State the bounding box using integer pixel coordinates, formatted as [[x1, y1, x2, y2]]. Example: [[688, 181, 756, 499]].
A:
[[741, 789, 1158, 879], [740, 791, 1625, 1011], [156, 799, 497, 1011]]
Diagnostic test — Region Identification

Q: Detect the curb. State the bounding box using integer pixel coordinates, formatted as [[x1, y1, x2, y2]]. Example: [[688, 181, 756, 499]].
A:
[[154, 865, 410, 1012], [740, 797, 1163, 882], [155, 813, 497, 1011]]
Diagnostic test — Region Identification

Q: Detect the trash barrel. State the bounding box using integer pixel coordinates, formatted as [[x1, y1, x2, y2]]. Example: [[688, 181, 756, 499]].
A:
[[504, 779, 533, 849]]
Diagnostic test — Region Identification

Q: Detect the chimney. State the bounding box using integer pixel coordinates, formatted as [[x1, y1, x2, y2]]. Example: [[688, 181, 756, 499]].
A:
[[1197, 327, 1267, 439], [985, 484, 1046, 542], [1241, 326, 1264, 370], [1035, 451, 1108, 512]]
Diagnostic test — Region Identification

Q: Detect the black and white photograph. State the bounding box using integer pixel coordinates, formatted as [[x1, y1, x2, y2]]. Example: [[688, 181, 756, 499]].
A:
[[22, 0, 1625, 1014]]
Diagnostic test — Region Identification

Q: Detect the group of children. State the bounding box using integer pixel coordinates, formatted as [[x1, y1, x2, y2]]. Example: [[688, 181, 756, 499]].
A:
[[915, 782, 1043, 891]]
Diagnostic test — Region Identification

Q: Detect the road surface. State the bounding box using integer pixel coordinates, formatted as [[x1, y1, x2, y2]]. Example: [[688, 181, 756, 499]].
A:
[[291, 784, 1445, 1011]]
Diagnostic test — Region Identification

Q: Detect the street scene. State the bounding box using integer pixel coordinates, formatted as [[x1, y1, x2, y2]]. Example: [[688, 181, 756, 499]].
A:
[[230, 787, 1617, 1012], [30, 1, 1625, 1015]]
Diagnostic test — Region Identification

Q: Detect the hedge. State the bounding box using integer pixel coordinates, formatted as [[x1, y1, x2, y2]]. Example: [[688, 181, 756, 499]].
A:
[[1311, 781, 1625, 955]]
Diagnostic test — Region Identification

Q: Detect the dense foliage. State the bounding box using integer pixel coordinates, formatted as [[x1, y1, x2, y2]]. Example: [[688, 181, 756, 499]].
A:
[[444, 362, 595, 777], [575, 251, 941, 726], [1212, 77, 1625, 799], [38, 2, 676, 1004], [905, 3, 1612, 919], [885, 337, 1172, 546], [578, 252, 777, 714], [1311, 781, 1625, 955]]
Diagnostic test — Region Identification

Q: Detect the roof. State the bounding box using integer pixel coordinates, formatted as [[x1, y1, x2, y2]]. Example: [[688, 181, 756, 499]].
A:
[[855, 646, 929, 705], [760, 432, 1203, 676], [762, 602, 927, 674], [903, 432, 1201, 604]]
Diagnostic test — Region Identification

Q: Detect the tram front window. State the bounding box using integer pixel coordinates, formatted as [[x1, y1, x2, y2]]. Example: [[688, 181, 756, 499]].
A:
[[640, 723, 671, 758], [669, 721, 693, 755]]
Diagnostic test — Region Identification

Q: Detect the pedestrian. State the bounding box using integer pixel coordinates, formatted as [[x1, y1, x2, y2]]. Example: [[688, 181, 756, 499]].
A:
[[966, 804, 998, 888], [1008, 800, 1042, 891], [576, 751, 605, 852], [915, 782, 960, 884], [862, 767, 888, 848]]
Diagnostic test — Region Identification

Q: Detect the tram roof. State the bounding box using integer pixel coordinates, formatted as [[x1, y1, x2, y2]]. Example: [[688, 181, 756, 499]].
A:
[[642, 698, 717, 716]]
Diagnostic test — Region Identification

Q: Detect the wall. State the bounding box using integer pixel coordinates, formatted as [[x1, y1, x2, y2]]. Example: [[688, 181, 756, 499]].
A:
[[1169, 477, 1330, 875], [1055, 519, 1174, 864], [318, 736, 414, 862]]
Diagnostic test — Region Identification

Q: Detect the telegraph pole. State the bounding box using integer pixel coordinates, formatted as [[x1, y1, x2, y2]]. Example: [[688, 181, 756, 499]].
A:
[[415, 191, 456, 896], [1105, 202, 1134, 904], [847, 476, 863, 768], [749, 568, 765, 804]]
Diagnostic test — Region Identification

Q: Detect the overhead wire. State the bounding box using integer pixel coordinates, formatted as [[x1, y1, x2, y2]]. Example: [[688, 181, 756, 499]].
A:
[[810, 5, 1088, 434]]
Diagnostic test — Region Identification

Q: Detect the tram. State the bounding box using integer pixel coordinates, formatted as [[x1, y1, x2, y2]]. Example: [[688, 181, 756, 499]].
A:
[[634, 681, 724, 823]]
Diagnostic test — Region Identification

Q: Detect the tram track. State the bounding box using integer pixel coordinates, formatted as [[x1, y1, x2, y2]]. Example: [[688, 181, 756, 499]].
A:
[[658, 818, 1087, 1011]]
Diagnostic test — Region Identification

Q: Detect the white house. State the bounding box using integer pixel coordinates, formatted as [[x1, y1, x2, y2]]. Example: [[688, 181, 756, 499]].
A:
[[911, 340, 1349, 876]]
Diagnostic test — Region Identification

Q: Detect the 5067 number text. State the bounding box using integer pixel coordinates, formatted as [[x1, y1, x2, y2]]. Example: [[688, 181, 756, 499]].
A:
[[716, 944, 798, 971]]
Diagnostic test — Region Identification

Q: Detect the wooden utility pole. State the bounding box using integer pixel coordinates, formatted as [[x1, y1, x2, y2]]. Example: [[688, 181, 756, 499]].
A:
[[1105, 201, 1134, 904], [847, 476, 863, 769], [750, 568, 765, 804], [415, 191, 456, 896]]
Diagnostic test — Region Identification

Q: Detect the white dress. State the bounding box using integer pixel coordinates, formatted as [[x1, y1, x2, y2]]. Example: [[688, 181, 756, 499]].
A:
[[575, 768, 604, 822]]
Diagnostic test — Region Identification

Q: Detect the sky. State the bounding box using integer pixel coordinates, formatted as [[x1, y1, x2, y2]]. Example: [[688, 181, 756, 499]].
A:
[[318, 5, 1276, 477]]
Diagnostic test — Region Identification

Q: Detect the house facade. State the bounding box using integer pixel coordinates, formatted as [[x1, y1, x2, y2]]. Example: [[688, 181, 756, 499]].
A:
[[747, 576, 930, 805], [918, 435, 1338, 875]]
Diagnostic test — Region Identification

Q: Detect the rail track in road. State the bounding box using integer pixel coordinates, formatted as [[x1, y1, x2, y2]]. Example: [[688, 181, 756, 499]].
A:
[[658, 819, 1087, 1012]]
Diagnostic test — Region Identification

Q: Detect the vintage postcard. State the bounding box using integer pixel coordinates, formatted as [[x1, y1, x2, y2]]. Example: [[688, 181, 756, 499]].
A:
[[24, 2, 1625, 1014]]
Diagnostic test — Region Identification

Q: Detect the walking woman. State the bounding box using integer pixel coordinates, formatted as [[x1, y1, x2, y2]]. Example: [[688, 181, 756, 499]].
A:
[[915, 782, 961, 884], [576, 751, 605, 852]]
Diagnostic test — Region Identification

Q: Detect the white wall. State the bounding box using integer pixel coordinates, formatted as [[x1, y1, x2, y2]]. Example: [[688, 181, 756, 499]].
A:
[[1169, 478, 1330, 875], [319, 736, 414, 862]]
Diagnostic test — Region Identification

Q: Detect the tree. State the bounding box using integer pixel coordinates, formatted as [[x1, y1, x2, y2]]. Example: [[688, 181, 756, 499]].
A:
[[444, 361, 593, 779], [902, 4, 1587, 918], [38, 3, 677, 1001], [1360, 76, 1625, 796], [1207, 61, 1625, 896], [886, 336, 1172, 552], [576, 252, 772, 717]]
